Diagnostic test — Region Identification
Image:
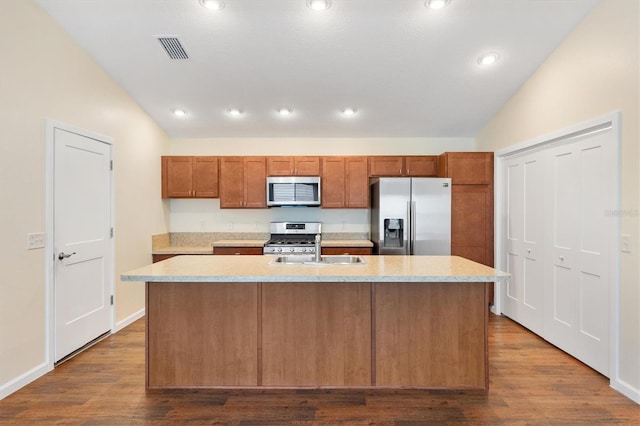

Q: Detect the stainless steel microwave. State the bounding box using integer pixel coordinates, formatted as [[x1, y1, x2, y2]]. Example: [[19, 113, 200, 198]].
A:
[[266, 176, 321, 207]]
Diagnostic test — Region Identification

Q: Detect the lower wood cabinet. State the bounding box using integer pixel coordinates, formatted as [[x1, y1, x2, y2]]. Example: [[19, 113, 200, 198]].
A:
[[152, 253, 212, 263], [451, 185, 494, 267], [145, 280, 488, 390], [147, 282, 259, 387], [213, 247, 263, 255], [321, 247, 372, 255], [261, 282, 372, 386], [374, 282, 487, 388]]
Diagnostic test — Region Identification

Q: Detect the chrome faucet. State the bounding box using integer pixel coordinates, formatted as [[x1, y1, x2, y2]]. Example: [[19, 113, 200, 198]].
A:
[[314, 233, 322, 262]]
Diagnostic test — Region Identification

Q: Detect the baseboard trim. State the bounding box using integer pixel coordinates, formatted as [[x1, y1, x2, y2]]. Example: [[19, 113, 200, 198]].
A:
[[612, 377, 640, 404], [113, 308, 145, 333], [0, 361, 52, 401]]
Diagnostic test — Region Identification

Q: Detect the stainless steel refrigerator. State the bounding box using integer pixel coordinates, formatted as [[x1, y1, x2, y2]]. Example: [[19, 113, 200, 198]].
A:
[[370, 178, 451, 255]]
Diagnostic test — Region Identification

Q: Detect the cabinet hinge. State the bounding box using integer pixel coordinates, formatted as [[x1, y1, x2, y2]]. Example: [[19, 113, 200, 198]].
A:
[[110, 295, 114, 306], [110, 160, 113, 171], [110, 228, 114, 238]]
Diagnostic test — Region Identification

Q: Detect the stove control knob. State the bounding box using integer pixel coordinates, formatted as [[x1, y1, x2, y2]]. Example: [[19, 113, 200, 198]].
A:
[[289, 247, 295, 253], [277, 247, 282, 252]]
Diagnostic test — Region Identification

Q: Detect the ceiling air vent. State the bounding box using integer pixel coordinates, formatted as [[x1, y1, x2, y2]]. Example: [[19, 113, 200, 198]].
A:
[[157, 36, 189, 60]]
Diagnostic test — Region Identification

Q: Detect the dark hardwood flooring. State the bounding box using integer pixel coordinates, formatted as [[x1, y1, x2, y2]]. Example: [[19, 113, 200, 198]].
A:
[[1, 315, 638, 425]]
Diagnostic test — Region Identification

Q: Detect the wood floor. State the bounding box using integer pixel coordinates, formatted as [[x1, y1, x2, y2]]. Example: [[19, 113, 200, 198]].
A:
[[1, 315, 638, 425]]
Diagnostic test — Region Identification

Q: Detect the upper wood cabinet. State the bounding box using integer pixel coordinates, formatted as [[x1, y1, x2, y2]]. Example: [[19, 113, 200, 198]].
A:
[[162, 156, 219, 199], [321, 156, 368, 208], [369, 156, 438, 177], [219, 157, 267, 208], [438, 152, 493, 185], [267, 156, 321, 176], [405, 156, 438, 177]]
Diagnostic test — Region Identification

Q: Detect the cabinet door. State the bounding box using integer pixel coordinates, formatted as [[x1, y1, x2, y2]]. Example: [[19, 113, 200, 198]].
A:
[[267, 157, 294, 176], [321, 247, 372, 255], [439, 152, 493, 184], [451, 185, 493, 267], [162, 156, 193, 198], [214, 247, 263, 255], [219, 157, 245, 208], [294, 156, 321, 175], [345, 157, 369, 208], [321, 157, 346, 208], [244, 157, 267, 208], [369, 156, 403, 177], [193, 157, 219, 198], [405, 156, 438, 177]]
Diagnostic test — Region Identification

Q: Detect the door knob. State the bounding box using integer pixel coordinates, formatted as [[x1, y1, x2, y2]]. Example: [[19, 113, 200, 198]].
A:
[[58, 251, 76, 260]]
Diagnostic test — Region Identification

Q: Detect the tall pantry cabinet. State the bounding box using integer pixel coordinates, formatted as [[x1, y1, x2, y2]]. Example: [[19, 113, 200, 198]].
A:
[[439, 152, 495, 304]]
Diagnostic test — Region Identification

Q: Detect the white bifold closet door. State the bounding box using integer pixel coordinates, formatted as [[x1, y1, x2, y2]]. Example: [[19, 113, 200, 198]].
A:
[[503, 151, 545, 337], [502, 126, 614, 377], [543, 131, 612, 376]]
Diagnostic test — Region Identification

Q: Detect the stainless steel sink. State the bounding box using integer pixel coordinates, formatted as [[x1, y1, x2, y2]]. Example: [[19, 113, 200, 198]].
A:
[[270, 255, 366, 265]]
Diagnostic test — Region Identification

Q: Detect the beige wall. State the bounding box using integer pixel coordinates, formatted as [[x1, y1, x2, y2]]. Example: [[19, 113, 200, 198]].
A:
[[476, 0, 640, 396], [0, 1, 169, 395]]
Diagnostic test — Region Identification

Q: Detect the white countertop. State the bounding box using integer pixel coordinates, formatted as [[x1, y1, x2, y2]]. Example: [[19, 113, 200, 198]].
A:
[[122, 255, 509, 283]]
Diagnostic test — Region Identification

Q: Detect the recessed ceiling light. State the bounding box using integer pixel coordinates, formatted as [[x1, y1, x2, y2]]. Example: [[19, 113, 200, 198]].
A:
[[277, 108, 293, 117], [227, 108, 243, 117], [341, 108, 358, 117], [173, 108, 188, 117], [307, 0, 331, 11], [425, 0, 451, 10], [199, 0, 225, 10], [477, 52, 500, 66]]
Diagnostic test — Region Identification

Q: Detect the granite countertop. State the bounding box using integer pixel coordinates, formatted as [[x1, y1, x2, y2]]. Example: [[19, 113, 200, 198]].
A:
[[122, 255, 509, 283], [152, 246, 214, 255], [153, 239, 373, 254]]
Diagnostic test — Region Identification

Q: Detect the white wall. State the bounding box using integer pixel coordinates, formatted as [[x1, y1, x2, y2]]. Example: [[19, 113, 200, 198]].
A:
[[0, 1, 169, 398], [476, 0, 640, 401], [169, 137, 476, 233]]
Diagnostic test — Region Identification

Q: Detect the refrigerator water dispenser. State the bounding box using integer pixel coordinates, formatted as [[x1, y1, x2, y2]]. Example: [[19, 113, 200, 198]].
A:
[[383, 218, 404, 248]]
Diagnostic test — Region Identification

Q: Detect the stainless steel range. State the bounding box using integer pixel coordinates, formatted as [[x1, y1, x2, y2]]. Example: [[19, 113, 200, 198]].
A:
[[263, 222, 321, 255]]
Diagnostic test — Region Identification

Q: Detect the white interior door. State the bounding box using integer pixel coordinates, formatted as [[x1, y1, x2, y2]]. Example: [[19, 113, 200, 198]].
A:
[[544, 131, 612, 376], [54, 127, 112, 362]]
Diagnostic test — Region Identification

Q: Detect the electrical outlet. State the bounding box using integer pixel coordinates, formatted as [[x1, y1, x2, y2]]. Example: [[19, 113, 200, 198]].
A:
[[227, 222, 233, 231], [621, 234, 633, 253], [27, 232, 45, 250]]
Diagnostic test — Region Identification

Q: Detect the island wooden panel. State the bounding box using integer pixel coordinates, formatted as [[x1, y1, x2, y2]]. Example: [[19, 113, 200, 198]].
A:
[[261, 282, 372, 386], [374, 282, 487, 389], [146, 282, 259, 388]]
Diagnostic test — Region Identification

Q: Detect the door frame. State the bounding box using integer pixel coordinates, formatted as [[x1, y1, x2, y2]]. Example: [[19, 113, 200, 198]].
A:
[[493, 111, 621, 390], [45, 119, 115, 368]]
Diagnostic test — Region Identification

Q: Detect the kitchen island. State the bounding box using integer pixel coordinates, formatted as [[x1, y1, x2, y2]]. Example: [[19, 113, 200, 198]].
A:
[[122, 255, 508, 391]]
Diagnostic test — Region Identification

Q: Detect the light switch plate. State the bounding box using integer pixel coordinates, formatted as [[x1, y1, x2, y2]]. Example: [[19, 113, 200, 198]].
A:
[[27, 232, 45, 250], [621, 234, 633, 253]]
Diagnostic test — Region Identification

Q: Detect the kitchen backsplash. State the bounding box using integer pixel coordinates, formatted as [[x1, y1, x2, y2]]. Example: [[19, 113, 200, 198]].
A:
[[168, 199, 370, 235]]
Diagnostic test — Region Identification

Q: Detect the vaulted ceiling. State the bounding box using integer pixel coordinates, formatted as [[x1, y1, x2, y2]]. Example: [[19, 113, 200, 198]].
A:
[[34, 0, 600, 138]]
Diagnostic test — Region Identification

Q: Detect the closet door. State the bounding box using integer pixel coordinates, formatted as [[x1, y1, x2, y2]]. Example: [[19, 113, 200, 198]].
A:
[[502, 152, 545, 335], [544, 130, 612, 376]]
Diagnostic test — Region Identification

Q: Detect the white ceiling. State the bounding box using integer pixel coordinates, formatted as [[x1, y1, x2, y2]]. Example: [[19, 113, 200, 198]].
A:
[[34, 0, 599, 139]]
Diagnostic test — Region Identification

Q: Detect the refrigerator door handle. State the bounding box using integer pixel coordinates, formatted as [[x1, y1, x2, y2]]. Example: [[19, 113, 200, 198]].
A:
[[407, 201, 412, 255], [410, 201, 417, 255]]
